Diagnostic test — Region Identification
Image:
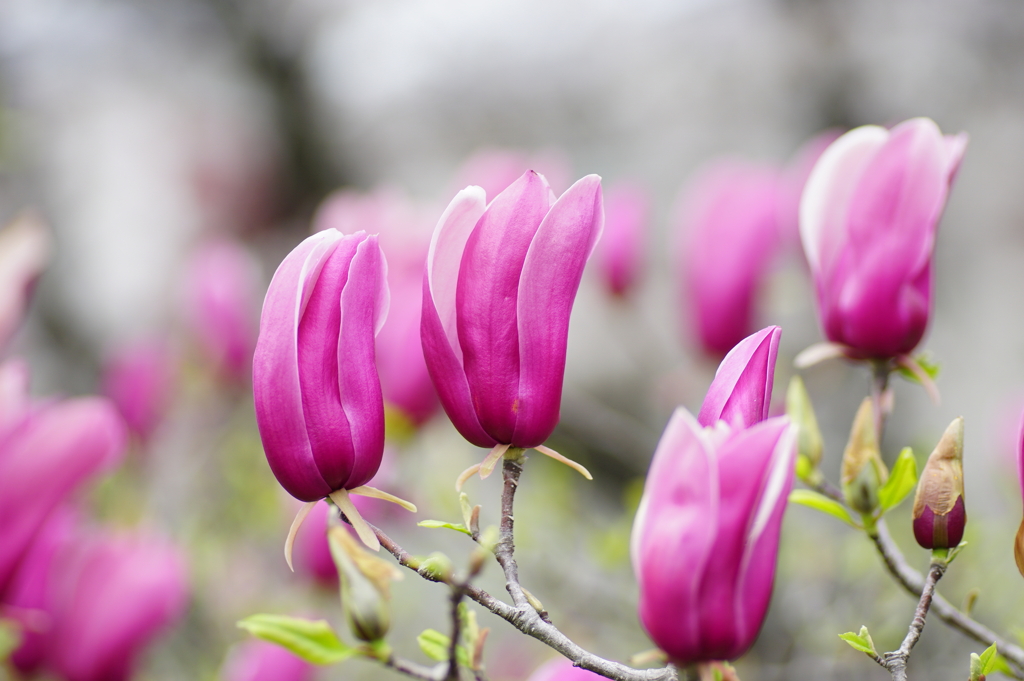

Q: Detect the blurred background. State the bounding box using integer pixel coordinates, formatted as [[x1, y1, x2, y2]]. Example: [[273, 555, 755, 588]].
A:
[[2, 0, 1024, 679]]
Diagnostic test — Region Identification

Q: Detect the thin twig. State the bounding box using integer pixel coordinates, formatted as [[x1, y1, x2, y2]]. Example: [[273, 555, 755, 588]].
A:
[[446, 583, 465, 681], [870, 520, 1024, 678], [494, 454, 530, 609], [872, 560, 945, 680], [353, 515, 678, 680], [384, 655, 445, 681]]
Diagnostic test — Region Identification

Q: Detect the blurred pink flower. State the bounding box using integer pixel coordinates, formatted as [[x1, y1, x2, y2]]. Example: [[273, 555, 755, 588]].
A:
[[222, 640, 314, 681], [0, 396, 126, 597], [46, 530, 188, 681], [593, 182, 648, 298], [676, 160, 783, 356], [800, 118, 967, 358], [184, 239, 261, 382], [101, 339, 177, 441], [0, 211, 51, 349]]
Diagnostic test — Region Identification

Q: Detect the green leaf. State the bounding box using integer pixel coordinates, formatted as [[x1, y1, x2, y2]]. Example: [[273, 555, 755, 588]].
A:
[[879, 447, 918, 512], [238, 614, 356, 665], [417, 520, 472, 536], [977, 642, 1014, 676], [789, 489, 860, 528], [0, 618, 22, 661], [417, 629, 470, 667], [839, 629, 877, 656]]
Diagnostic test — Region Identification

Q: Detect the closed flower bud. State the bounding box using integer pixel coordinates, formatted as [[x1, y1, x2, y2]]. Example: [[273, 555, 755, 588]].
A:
[[676, 160, 783, 356], [632, 407, 796, 665], [840, 398, 888, 514], [0, 396, 127, 598], [913, 417, 966, 550], [786, 376, 823, 470], [593, 182, 648, 298], [1016, 409, 1024, 579], [327, 525, 402, 642], [421, 171, 603, 449], [800, 118, 967, 358], [253, 230, 389, 502], [184, 239, 261, 382]]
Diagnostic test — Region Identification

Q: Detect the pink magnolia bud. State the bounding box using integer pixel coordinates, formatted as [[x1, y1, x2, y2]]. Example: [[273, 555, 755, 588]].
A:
[[0, 397, 126, 597], [0, 211, 51, 349], [422, 172, 603, 449], [46, 531, 188, 681], [253, 230, 389, 502], [677, 161, 783, 356], [698, 326, 781, 430], [800, 118, 967, 358], [314, 191, 439, 426], [593, 183, 648, 298], [222, 640, 315, 681], [184, 239, 261, 382], [526, 658, 604, 681], [101, 339, 176, 440], [632, 409, 796, 664]]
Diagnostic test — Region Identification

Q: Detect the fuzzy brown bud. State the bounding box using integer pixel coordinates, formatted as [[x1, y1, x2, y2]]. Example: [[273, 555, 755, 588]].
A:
[[912, 417, 966, 550], [840, 397, 888, 514]]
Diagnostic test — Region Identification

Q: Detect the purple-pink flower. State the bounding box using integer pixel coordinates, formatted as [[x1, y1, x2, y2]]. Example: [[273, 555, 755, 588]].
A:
[[253, 230, 389, 502], [421, 171, 603, 449], [46, 531, 187, 681], [0, 396, 126, 597], [593, 183, 648, 298], [677, 160, 782, 356], [101, 338, 177, 441], [800, 117, 967, 358], [184, 239, 261, 382], [632, 328, 794, 665], [631, 410, 795, 666]]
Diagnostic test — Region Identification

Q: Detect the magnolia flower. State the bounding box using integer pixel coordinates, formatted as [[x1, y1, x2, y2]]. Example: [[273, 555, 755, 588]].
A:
[[421, 171, 602, 451], [253, 230, 388, 503], [800, 118, 967, 358]]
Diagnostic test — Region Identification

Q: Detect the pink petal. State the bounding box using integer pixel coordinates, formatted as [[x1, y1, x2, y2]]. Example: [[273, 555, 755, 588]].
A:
[[457, 171, 552, 443], [511, 174, 603, 447], [632, 409, 718, 665], [698, 326, 780, 429], [334, 236, 388, 489], [254, 231, 344, 501]]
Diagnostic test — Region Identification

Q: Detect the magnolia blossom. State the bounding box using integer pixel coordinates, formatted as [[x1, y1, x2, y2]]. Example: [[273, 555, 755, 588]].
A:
[[632, 327, 794, 665], [101, 338, 176, 440], [421, 171, 603, 449], [677, 160, 782, 356], [184, 239, 261, 381], [593, 183, 648, 298], [0, 396, 126, 596], [253, 230, 389, 502], [800, 117, 967, 358]]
